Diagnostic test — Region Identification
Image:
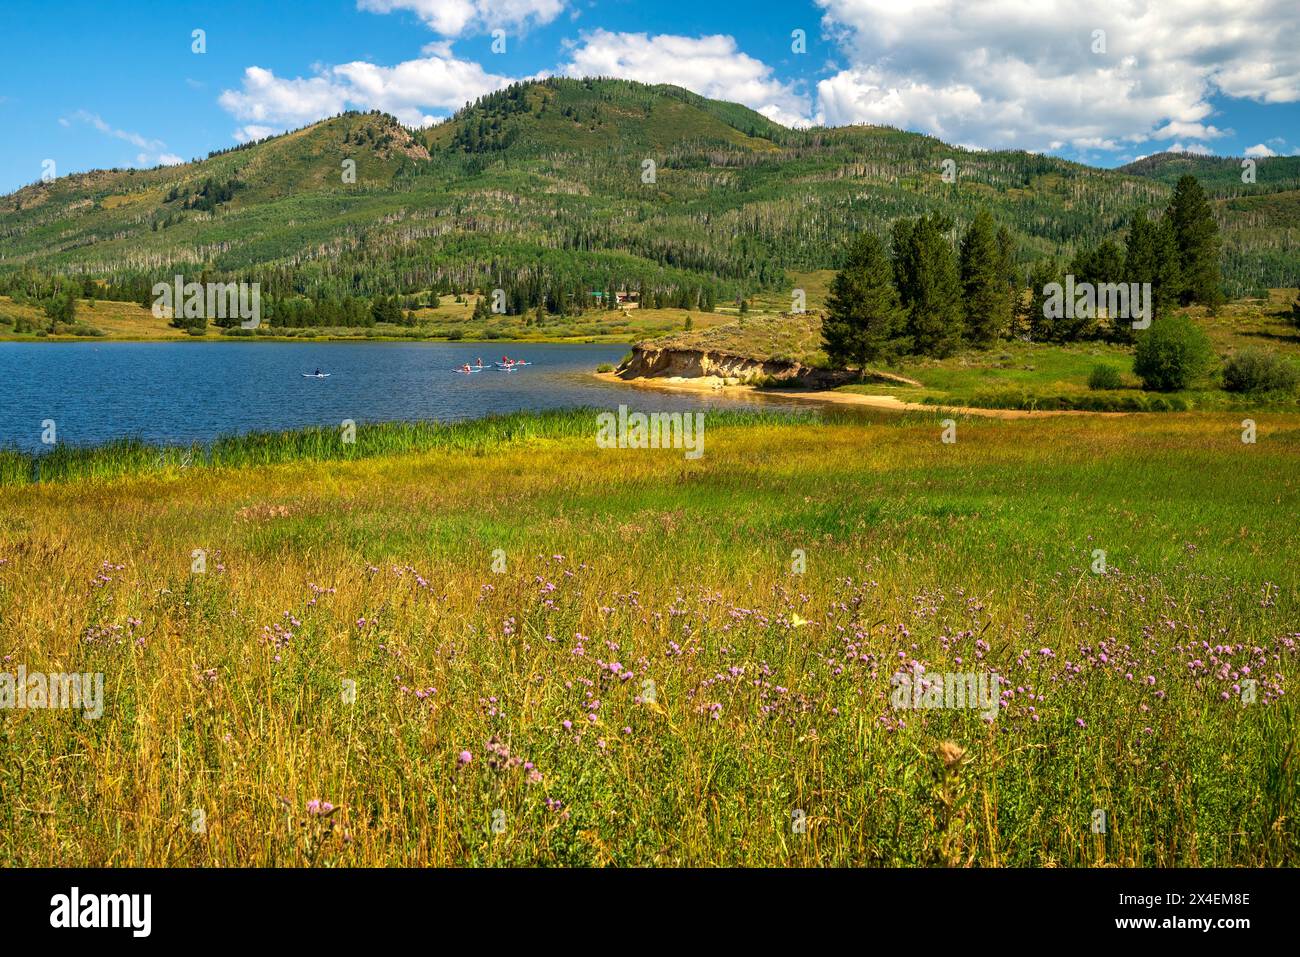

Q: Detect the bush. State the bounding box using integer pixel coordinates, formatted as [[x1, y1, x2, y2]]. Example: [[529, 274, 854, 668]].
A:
[[596, 363, 614, 373], [1133, 313, 1212, 392], [1222, 348, 1299, 394], [1087, 364, 1123, 390]]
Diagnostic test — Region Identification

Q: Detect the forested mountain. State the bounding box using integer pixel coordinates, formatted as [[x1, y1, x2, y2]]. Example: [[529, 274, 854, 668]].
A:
[[1119, 152, 1300, 293], [1, 77, 1296, 313]]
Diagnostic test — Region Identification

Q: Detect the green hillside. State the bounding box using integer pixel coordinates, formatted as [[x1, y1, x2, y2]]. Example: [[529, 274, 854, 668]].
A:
[[1, 78, 1295, 306], [1119, 152, 1300, 291], [1118, 151, 1300, 194]]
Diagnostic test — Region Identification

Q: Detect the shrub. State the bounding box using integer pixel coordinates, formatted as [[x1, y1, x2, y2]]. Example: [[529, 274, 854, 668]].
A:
[[596, 363, 614, 373], [1087, 364, 1123, 390], [1221, 348, 1299, 395], [1133, 313, 1212, 391]]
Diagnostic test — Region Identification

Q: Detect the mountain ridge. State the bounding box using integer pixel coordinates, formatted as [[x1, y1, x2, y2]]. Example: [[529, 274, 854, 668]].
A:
[[1, 78, 1295, 300]]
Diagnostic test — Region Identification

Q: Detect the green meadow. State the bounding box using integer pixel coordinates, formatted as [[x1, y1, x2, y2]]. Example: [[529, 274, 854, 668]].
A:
[[0, 409, 1295, 865]]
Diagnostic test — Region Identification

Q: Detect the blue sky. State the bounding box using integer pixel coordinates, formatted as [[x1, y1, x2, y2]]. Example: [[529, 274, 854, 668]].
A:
[[1, 0, 1297, 194]]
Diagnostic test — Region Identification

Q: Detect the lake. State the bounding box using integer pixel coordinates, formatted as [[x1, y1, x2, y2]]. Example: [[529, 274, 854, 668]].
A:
[[0, 341, 805, 452]]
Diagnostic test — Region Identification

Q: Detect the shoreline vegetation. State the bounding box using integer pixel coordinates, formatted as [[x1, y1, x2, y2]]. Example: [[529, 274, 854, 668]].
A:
[[0, 409, 814, 486]]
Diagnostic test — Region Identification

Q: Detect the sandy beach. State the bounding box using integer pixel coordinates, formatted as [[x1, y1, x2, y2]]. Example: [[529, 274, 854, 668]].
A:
[[593, 371, 1126, 419]]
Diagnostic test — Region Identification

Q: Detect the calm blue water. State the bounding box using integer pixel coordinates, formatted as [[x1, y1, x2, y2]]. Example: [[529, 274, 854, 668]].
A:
[[0, 341, 802, 452]]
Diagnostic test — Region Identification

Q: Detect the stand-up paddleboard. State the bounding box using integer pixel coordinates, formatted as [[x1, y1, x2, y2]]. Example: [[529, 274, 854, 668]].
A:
[[302, 373, 331, 378]]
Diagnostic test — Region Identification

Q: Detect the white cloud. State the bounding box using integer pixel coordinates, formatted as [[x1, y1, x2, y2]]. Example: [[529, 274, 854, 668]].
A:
[[813, 0, 1300, 153], [560, 30, 811, 127], [357, 0, 565, 37], [234, 125, 278, 144], [1244, 142, 1277, 157], [1167, 142, 1214, 156], [219, 68, 348, 133], [62, 110, 164, 151], [219, 55, 514, 140], [63, 110, 185, 168]]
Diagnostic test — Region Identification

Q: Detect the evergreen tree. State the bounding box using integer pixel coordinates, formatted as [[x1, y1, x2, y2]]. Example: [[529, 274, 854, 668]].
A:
[[43, 288, 77, 328], [995, 225, 1020, 333], [960, 210, 1011, 348], [1071, 240, 1125, 288], [1066, 239, 1124, 340], [895, 214, 962, 356], [890, 218, 916, 298], [1122, 211, 1182, 341], [1165, 174, 1222, 309], [823, 232, 906, 371], [371, 294, 403, 325], [1026, 259, 1063, 342]]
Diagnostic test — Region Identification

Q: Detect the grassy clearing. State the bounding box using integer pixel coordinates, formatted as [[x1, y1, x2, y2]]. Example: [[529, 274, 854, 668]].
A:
[[414, 301, 731, 343], [0, 410, 1296, 866]]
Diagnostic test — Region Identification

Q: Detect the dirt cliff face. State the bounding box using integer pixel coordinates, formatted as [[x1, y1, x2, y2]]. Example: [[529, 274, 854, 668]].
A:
[[616, 345, 805, 383], [615, 344, 924, 388]]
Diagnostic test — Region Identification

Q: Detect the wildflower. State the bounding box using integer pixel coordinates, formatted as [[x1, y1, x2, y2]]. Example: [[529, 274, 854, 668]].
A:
[[937, 741, 966, 769], [457, 750, 472, 766]]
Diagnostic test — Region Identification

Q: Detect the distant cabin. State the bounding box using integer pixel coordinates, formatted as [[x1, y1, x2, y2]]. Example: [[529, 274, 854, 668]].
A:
[[589, 291, 640, 309]]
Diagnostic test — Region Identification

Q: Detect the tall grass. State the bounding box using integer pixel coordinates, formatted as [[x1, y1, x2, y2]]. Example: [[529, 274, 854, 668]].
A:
[[3, 408, 814, 486], [0, 410, 1295, 866]]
